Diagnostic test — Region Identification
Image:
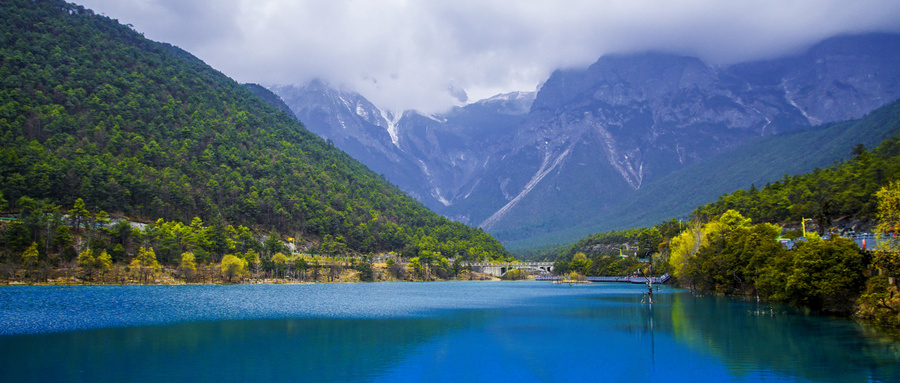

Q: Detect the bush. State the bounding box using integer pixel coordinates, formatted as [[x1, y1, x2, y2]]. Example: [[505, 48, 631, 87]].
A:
[[502, 268, 528, 280], [758, 237, 865, 314]]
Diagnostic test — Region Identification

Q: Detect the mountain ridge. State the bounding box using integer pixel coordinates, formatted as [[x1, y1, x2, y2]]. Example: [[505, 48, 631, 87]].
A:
[[505, 96, 900, 249], [269, 32, 900, 248]]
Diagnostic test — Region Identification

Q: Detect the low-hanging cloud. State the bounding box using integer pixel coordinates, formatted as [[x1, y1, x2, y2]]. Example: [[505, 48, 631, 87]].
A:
[[79, 0, 900, 114]]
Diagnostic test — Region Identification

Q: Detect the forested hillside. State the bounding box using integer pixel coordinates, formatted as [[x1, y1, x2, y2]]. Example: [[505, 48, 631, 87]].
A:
[[693, 125, 900, 232], [555, 118, 900, 323], [510, 97, 900, 250], [244, 83, 295, 118], [0, 0, 509, 272]]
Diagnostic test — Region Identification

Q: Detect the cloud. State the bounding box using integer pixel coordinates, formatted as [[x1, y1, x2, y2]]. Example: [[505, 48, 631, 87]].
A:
[[78, 0, 900, 113]]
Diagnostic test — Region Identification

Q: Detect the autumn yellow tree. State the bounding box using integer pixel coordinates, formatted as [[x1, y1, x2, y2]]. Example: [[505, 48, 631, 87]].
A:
[[178, 252, 197, 282], [22, 242, 38, 268], [874, 181, 900, 282], [220, 254, 248, 283], [877, 181, 900, 234], [668, 221, 705, 279], [77, 248, 112, 282], [272, 252, 288, 279], [95, 250, 112, 282], [668, 210, 752, 279], [130, 246, 161, 283], [77, 248, 94, 277], [244, 249, 260, 277], [857, 178, 900, 324]]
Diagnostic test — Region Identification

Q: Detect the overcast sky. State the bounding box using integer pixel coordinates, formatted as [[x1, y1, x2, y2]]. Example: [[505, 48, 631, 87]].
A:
[[77, 0, 900, 114]]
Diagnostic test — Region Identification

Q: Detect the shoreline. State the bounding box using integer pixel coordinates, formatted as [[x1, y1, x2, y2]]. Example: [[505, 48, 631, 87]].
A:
[[0, 273, 504, 287]]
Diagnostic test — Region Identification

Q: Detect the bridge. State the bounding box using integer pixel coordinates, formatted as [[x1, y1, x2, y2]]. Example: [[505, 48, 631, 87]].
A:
[[467, 262, 554, 277]]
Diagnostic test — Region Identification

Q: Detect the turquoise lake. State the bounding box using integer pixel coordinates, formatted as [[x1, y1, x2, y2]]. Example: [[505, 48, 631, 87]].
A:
[[1, 282, 898, 382]]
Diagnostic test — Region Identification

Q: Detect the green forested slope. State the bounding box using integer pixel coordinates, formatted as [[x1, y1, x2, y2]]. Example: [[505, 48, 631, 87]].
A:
[[555, 113, 900, 320], [0, 0, 507, 262], [509, 97, 900, 250], [693, 132, 900, 231], [559, 109, 900, 264], [243, 83, 295, 117]]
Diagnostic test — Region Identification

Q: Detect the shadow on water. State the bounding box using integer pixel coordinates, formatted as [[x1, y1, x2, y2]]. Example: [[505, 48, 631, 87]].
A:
[[0, 315, 479, 383]]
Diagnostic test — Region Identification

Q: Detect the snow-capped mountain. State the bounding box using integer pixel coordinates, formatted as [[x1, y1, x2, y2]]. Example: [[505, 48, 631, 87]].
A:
[[270, 33, 900, 247], [272, 81, 534, 220]]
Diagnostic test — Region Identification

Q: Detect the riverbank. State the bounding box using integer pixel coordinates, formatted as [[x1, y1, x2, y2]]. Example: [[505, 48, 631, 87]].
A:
[[0, 263, 501, 286]]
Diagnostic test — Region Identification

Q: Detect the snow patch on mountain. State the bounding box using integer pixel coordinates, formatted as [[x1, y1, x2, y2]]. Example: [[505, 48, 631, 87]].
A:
[[380, 109, 402, 147], [480, 142, 575, 230]]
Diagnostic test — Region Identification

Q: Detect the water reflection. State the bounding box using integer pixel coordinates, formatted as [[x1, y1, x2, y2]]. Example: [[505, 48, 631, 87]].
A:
[[1, 284, 899, 382], [667, 292, 900, 382], [0, 315, 477, 383]]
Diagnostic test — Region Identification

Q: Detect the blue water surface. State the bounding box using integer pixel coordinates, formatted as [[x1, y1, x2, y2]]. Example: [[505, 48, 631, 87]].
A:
[[1, 282, 898, 382]]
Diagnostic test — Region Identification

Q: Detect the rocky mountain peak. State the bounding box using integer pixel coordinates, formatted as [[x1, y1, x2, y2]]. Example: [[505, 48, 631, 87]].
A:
[[268, 33, 900, 248]]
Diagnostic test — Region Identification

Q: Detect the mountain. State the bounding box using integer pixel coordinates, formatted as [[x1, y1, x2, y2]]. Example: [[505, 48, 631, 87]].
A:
[[692, 105, 900, 228], [726, 33, 900, 125], [243, 83, 295, 117], [0, 0, 508, 260], [271, 33, 900, 249], [272, 83, 534, 221], [512, 97, 900, 249], [488, 35, 900, 247], [270, 81, 430, 205]]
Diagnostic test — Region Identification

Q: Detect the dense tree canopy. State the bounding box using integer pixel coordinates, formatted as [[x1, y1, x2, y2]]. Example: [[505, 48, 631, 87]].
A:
[[694, 134, 900, 232], [0, 0, 509, 268], [558, 122, 900, 321], [553, 219, 681, 276]]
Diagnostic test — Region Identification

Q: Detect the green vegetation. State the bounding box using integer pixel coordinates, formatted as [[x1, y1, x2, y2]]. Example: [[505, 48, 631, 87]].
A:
[[1, 199, 483, 284], [0, 0, 509, 283], [559, 209, 870, 316], [557, 122, 900, 325], [693, 140, 900, 230], [243, 83, 296, 117], [664, 115, 900, 315], [553, 219, 681, 277], [667, 209, 865, 315], [509, 97, 900, 251], [500, 268, 528, 280]]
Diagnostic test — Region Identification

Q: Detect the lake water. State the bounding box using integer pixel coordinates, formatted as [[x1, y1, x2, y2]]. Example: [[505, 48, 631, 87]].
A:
[[1, 282, 898, 382]]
